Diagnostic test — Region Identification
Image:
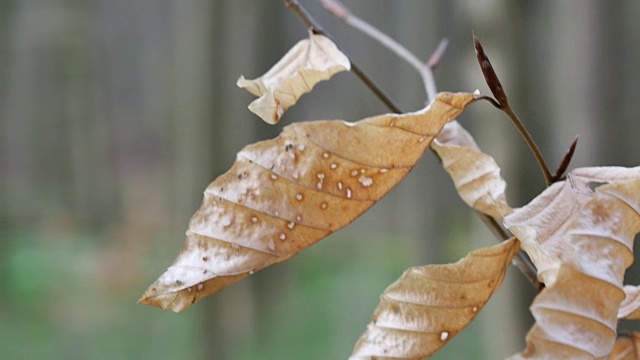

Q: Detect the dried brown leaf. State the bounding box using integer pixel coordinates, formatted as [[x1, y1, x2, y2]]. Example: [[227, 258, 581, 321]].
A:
[[506, 177, 640, 359], [620, 285, 640, 319], [237, 33, 350, 124], [503, 167, 640, 285], [610, 333, 640, 360], [432, 120, 512, 219], [139, 92, 477, 312], [350, 238, 519, 359]]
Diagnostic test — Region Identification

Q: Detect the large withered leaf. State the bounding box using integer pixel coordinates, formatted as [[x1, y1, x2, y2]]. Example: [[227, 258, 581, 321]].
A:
[[610, 333, 640, 360], [432, 120, 512, 219], [237, 33, 350, 124], [350, 238, 519, 359], [507, 178, 640, 359], [503, 167, 640, 285], [139, 92, 477, 312]]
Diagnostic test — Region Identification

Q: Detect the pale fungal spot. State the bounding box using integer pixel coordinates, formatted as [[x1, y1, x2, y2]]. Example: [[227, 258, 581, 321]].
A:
[[241, 188, 248, 195], [287, 221, 295, 229], [330, 163, 337, 170], [320, 202, 328, 209], [346, 188, 352, 199], [296, 215, 302, 222], [271, 174, 278, 180], [298, 144, 305, 151], [249, 270, 255, 275], [389, 120, 396, 127], [360, 169, 366, 174], [222, 218, 232, 227], [337, 182, 343, 190], [275, 211, 280, 216], [197, 283, 203, 291], [267, 240, 276, 251], [419, 136, 427, 143], [323, 152, 329, 159], [296, 193, 303, 201], [187, 287, 192, 292], [358, 175, 373, 187], [379, 168, 389, 173], [472, 306, 478, 313], [293, 172, 299, 180], [440, 332, 449, 341], [316, 173, 325, 190], [350, 170, 358, 176], [251, 216, 258, 223], [279, 233, 286, 241]]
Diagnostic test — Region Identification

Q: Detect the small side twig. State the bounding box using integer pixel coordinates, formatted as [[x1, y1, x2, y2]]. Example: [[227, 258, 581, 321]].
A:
[[425, 39, 449, 70], [284, 0, 401, 113], [320, 0, 439, 103], [551, 136, 578, 182], [473, 32, 554, 186]]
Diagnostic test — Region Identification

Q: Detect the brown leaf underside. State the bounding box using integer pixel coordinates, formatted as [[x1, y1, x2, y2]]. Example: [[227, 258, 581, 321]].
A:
[[139, 92, 477, 312], [350, 238, 519, 359]]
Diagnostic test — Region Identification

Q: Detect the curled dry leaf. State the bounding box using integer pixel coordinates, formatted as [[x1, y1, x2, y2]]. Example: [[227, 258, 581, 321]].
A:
[[620, 285, 640, 319], [139, 92, 477, 312], [432, 120, 512, 219], [350, 238, 519, 359], [237, 33, 350, 124], [507, 178, 640, 359], [503, 167, 640, 285], [610, 333, 640, 360]]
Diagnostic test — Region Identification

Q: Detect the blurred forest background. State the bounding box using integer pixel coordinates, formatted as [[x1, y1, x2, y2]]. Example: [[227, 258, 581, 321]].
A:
[[2, 0, 640, 359]]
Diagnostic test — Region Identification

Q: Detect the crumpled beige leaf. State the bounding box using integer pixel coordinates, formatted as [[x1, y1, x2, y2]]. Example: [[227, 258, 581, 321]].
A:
[[237, 33, 350, 124], [503, 167, 640, 285], [139, 92, 477, 312], [610, 333, 640, 360], [506, 177, 640, 359], [619, 285, 640, 319], [350, 238, 519, 359], [432, 120, 512, 219]]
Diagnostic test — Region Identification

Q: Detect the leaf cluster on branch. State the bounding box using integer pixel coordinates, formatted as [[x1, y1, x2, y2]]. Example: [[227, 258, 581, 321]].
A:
[[139, 1, 640, 358]]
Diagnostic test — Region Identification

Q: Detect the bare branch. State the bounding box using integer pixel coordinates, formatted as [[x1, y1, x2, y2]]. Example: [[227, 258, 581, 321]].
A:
[[321, 0, 439, 103]]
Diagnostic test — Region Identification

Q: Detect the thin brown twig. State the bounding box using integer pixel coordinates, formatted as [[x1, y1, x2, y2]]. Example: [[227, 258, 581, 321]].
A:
[[284, 0, 401, 113], [320, 0, 437, 103], [425, 39, 449, 70], [286, 0, 540, 288]]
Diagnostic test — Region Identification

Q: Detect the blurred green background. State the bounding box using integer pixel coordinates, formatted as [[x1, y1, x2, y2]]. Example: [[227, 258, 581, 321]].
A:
[[2, 1, 640, 359]]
